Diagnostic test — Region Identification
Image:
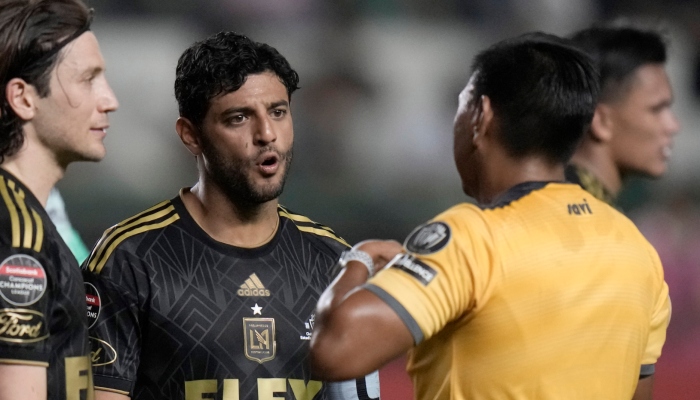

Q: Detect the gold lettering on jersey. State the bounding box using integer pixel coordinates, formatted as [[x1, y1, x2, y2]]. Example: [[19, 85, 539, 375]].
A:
[[184, 379, 240, 400], [244, 318, 276, 363], [223, 379, 240, 400], [185, 379, 217, 400], [258, 378, 286, 400], [289, 379, 322, 400], [65, 355, 94, 400], [0, 309, 47, 343], [184, 378, 320, 400], [567, 199, 593, 215]]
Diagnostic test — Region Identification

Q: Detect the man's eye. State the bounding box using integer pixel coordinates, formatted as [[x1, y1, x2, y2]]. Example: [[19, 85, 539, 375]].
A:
[[228, 115, 246, 124], [272, 109, 286, 118]]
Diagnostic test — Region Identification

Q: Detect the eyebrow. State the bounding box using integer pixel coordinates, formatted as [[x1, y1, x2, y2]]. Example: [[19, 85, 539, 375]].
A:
[[220, 100, 290, 117]]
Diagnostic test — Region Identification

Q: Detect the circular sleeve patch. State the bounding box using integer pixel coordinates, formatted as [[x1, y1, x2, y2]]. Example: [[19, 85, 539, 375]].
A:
[[0, 254, 47, 306], [404, 222, 451, 255], [84, 282, 101, 328]]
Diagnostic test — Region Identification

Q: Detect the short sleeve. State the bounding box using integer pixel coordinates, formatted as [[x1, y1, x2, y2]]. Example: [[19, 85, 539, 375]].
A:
[[0, 245, 51, 366], [82, 247, 144, 396], [366, 205, 494, 344], [641, 248, 671, 366]]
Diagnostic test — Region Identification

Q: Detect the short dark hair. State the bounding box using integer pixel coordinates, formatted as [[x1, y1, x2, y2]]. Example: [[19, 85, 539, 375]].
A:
[[0, 0, 92, 161], [571, 24, 667, 103], [470, 32, 599, 164], [174, 32, 300, 128]]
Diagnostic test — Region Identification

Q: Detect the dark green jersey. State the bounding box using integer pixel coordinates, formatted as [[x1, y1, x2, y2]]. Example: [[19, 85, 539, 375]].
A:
[[83, 194, 380, 399]]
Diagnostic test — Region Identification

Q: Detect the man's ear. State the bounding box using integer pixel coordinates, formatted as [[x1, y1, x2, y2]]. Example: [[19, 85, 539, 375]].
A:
[[589, 104, 613, 143], [175, 117, 202, 156], [5, 78, 37, 121], [473, 95, 494, 144]]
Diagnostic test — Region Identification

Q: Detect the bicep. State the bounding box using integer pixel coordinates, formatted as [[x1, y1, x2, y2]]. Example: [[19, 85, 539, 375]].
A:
[[311, 288, 413, 380], [0, 364, 46, 400]]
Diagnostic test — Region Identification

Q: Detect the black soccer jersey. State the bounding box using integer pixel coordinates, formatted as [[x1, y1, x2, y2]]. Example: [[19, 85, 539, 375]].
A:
[[0, 168, 93, 399], [83, 193, 380, 399]]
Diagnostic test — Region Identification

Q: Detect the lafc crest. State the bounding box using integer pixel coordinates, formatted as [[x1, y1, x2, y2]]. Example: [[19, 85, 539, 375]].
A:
[[243, 318, 276, 363]]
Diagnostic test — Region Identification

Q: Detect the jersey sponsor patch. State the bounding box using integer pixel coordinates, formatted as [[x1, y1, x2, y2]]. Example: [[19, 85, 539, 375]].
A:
[[300, 313, 315, 341], [0, 254, 47, 306], [84, 282, 101, 328], [392, 254, 437, 286], [243, 317, 276, 363], [404, 222, 451, 255], [0, 308, 48, 343], [89, 336, 117, 366]]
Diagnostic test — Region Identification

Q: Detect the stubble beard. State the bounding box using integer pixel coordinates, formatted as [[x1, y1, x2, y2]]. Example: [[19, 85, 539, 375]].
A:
[[206, 145, 294, 208]]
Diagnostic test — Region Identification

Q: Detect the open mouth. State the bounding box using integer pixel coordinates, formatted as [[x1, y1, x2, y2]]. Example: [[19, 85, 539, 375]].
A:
[[258, 153, 280, 175], [662, 146, 672, 159]]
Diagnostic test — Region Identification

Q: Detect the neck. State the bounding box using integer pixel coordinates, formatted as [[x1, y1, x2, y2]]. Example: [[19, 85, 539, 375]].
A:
[[0, 140, 64, 207], [474, 149, 564, 204], [570, 140, 622, 197], [180, 181, 280, 248]]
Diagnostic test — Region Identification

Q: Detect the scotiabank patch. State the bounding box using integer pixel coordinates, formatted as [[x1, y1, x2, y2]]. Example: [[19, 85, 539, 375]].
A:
[[0, 255, 47, 306], [392, 254, 437, 286], [84, 282, 101, 328]]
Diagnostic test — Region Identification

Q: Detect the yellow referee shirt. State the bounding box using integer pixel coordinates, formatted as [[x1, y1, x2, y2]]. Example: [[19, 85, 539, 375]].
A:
[[366, 182, 670, 399]]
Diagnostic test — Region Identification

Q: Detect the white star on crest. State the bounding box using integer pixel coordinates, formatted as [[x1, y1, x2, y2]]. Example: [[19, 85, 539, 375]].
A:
[[251, 303, 263, 315]]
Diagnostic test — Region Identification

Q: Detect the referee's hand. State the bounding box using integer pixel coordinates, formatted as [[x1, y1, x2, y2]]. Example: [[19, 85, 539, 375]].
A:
[[354, 239, 404, 274]]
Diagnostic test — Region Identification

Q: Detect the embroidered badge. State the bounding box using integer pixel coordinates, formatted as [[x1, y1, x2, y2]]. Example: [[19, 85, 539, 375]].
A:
[[404, 222, 451, 255], [243, 318, 276, 363], [84, 282, 101, 328], [0, 254, 47, 306]]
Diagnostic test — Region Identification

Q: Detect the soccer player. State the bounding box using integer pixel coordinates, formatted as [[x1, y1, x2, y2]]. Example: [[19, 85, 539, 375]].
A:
[[566, 24, 680, 205], [0, 0, 119, 398], [82, 32, 380, 400], [309, 32, 670, 399]]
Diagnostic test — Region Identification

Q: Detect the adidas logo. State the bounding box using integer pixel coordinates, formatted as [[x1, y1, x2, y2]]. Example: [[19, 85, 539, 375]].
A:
[[237, 273, 271, 297]]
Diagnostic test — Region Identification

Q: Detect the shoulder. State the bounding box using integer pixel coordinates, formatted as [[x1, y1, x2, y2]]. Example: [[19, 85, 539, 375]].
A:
[[435, 202, 490, 237], [0, 174, 50, 256], [278, 205, 349, 254], [84, 199, 180, 274]]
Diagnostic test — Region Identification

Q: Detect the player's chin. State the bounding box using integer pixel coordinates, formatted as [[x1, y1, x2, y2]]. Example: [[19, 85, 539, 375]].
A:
[[78, 145, 107, 162], [641, 163, 668, 179]]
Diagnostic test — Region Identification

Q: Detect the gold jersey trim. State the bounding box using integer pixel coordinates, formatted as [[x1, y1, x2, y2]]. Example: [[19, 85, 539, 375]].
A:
[[0, 358, 49, 367], [94, 386, 130, 395], [87, 201, 179, 274], [0, 176, 44, 252], [278, 206, 349, 247]]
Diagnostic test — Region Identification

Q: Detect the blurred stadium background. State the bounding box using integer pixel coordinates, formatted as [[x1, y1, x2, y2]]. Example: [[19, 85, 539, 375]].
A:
[[62, 0, 700, 398]]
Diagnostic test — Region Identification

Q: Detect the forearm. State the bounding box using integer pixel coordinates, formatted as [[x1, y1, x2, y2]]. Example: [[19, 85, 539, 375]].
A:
[[316, 260, 372, 317], [311, 241, 411, 380]]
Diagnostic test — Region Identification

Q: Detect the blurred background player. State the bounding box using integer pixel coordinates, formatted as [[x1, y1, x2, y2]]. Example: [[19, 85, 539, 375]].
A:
[[82, 31, 380, 400], [567, 23, 681, 206], [0, 0, 119, 398], [46, 187, 90, 263], [310, 32, 670, 399]]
